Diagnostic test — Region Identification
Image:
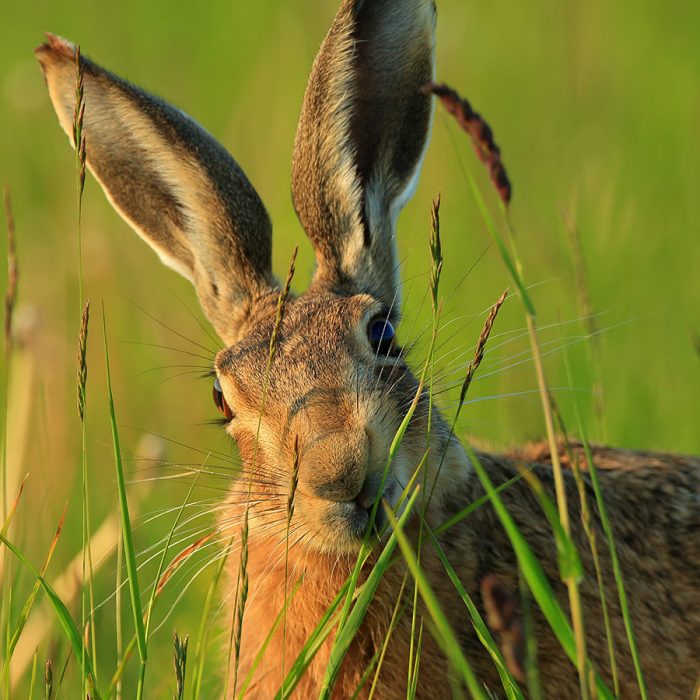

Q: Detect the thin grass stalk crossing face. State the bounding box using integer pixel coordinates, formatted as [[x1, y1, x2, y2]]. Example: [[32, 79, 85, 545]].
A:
[[2, 185, 17, 359]]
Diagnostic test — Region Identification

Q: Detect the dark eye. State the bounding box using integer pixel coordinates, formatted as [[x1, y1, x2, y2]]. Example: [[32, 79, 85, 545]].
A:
[[368, 317, 397, 356], [213, 377, 234, 421]]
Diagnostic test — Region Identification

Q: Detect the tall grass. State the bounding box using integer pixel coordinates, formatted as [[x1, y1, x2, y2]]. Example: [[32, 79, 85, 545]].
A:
[[2, 5, 696, 697]]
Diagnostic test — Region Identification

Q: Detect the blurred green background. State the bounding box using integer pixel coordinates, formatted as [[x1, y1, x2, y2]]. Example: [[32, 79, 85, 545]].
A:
[[1, 0, 699, 696]]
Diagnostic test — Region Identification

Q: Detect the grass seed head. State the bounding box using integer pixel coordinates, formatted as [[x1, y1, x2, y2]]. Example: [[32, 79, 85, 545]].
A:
[[173, 632, 189, 700], [460, 289, 508, 405], [429, 194, 443, 315], [426, 82, 512, 205], [77, 300, 90, 421], [45, 659, 53, 699]]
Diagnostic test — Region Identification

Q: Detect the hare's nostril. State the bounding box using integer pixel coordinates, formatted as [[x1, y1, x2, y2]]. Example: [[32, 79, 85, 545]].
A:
[[354, 473, 386, 511]]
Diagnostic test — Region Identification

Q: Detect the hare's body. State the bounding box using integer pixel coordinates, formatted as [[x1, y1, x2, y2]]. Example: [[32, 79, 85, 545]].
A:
[[228, 443, 700, 699], [38, 0, 699, 697]]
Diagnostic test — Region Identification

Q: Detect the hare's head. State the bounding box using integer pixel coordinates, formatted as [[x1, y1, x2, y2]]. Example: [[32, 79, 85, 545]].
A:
[[38, 0, 464, 554]]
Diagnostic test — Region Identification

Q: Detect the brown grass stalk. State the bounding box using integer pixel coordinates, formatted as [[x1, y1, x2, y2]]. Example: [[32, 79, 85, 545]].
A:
[[3, 185, 18, 357], [155, 532, 215, 598], [426, 83, 511, 205]]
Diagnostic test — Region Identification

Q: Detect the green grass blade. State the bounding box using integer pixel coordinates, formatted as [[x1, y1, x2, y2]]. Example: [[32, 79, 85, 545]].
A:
[[29, 646, 38, 699], [102, 308, 147, 671], [518, 469, 584, 583], [367, 578, 407, 700], [5, 508, 64, 666], [434, 472, 524, 536], [1, 535, 100, 699], [425, 524, 524, 700], [465, 446, 615, 699], [384, 499, 488, 700], [318, 487, 421, 699], [559, 339, 647, 697], [274, 583, 349, 699], [579, 437, 647, 698]]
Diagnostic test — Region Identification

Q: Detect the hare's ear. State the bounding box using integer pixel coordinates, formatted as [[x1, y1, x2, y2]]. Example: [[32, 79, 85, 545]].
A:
[[292, 0, 436, 310], [36, 35, 276, 345]]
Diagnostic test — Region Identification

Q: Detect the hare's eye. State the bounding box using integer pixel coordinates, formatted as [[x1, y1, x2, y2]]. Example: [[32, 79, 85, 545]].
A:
[[368, 317, 397, 356], [213, 378, 234, 421]]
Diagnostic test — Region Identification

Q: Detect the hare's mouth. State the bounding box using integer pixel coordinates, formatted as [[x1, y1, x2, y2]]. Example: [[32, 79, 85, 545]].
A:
[[325, 480, 397, 544]]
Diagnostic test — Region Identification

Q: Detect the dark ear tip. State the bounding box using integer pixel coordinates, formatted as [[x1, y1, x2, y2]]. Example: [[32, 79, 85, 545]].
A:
[[35, 33, 76, 70]]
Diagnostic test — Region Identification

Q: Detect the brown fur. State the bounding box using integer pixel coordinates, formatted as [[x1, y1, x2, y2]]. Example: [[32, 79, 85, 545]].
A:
[[37, 1, 700, 698]]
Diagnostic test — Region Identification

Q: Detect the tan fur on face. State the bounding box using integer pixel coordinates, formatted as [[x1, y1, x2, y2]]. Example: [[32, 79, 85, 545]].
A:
[[215, 292, 460, 556]]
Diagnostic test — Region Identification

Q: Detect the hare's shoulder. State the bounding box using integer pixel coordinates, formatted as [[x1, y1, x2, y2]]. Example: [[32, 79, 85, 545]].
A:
[[506, 439, 700, 474]]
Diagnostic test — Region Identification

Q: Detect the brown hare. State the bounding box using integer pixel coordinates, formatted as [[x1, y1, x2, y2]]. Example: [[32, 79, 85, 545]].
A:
[[37, 0, 699, 697]]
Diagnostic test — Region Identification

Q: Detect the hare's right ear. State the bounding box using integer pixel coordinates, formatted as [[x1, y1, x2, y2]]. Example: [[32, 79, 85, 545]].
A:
[[36, 35, 276, 345], [292, 0, 436, 311]]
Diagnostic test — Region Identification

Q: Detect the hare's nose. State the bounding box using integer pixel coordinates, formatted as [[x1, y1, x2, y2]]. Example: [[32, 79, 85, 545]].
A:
[[303, 429, 371, 503]]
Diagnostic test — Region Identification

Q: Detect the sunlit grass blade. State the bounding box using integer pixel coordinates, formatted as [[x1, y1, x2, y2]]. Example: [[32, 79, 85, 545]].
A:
[[29, 646, 38, 699], [2, 183, 19, 700], [444, 97, 591, 695], [407, 618, 423, 700], [0, 535, 100, 699], [6, 507, 65, 662], [424, 524, 524, 700], [579, 438, 647, 698], [107, 531, 212, 699], [1, 473, 28, 538], [434, 472, 524, 536], [102, 306, 147, 698], [384, 497, 489, 700], [464, 446, 615, 699], [44, 659, 52, 700]]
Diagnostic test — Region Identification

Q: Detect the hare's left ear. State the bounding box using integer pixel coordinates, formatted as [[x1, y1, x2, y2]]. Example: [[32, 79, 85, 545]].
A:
[[36, 35, 276, 345], [292, 0, 436, 311]]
